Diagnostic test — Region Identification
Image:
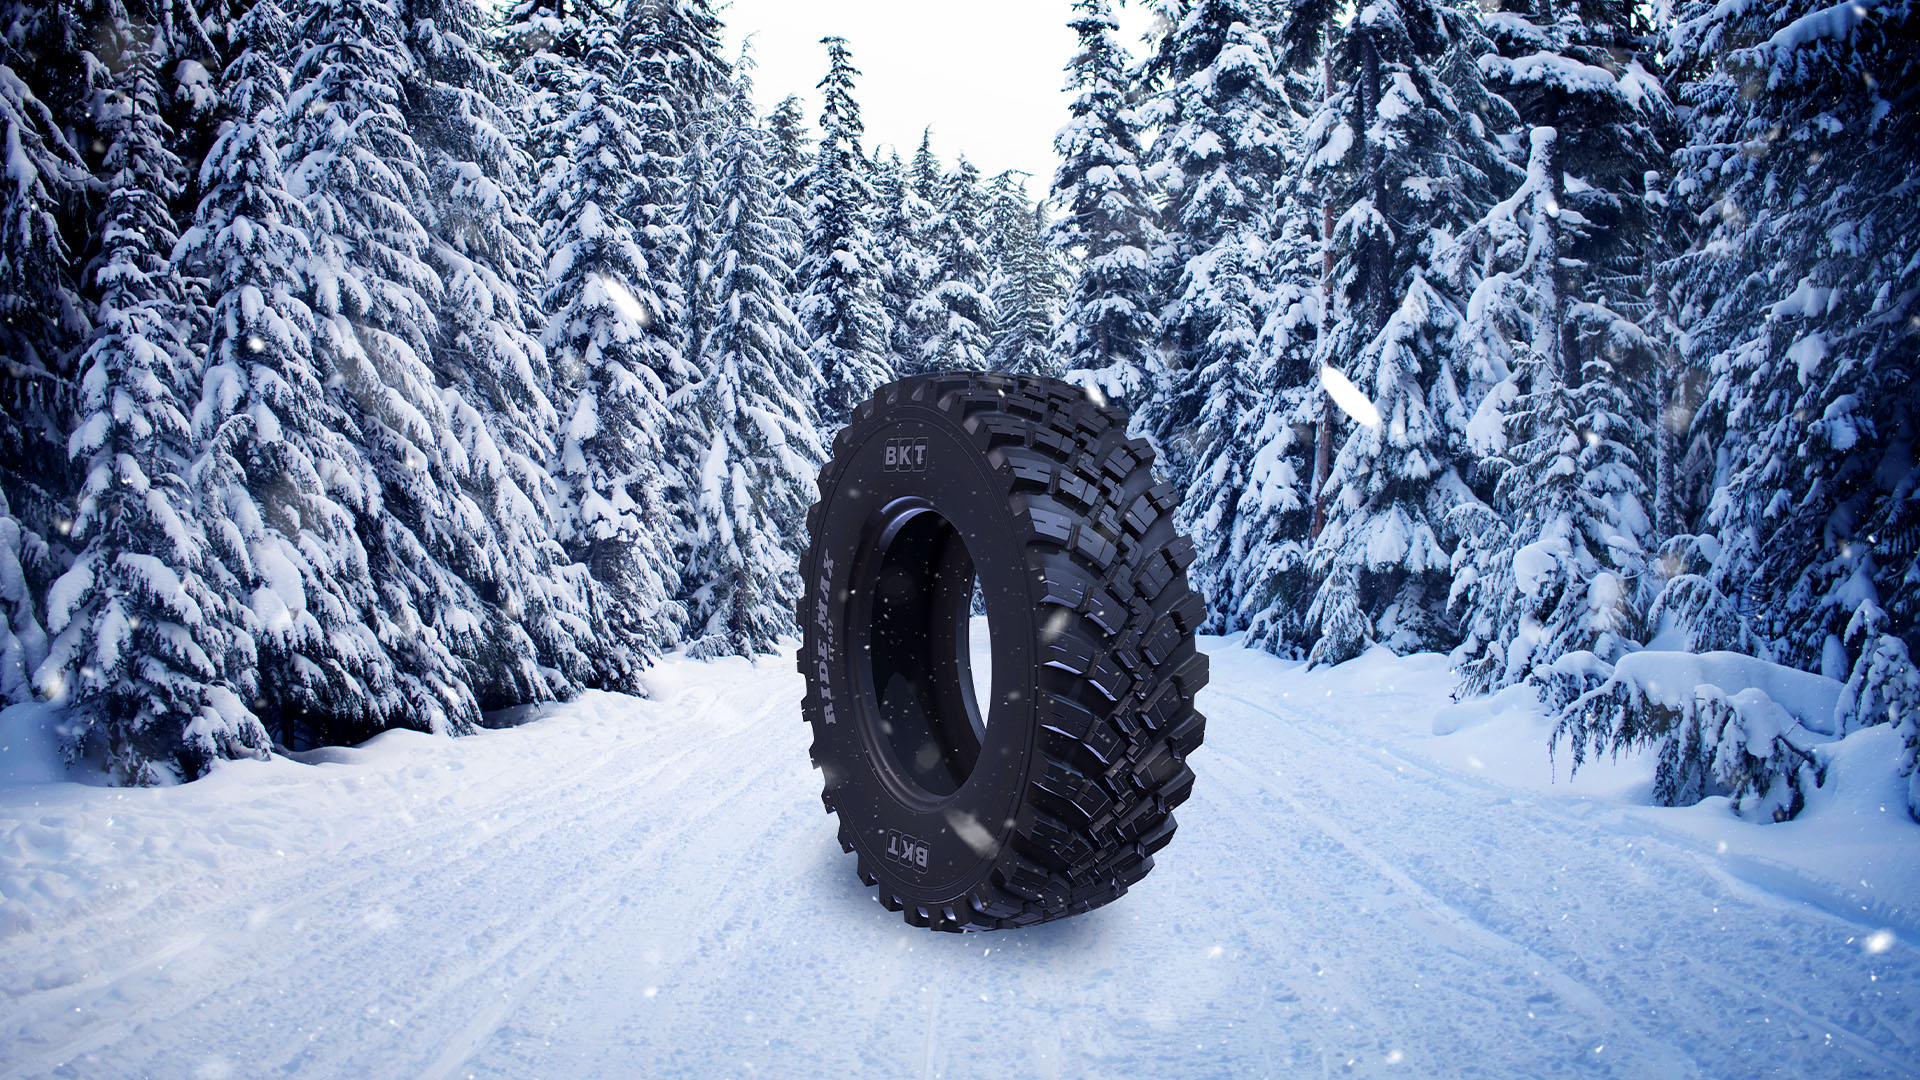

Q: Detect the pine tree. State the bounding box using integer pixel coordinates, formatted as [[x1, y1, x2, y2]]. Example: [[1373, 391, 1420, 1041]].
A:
[[499, 0, 617, 687], [537, 16, 685, 681], [0, 18, 86, 705], [618, 0, 729, 130], [765, 93, 812, 193], [1210, 0, 1338, 654], [1443, 5, 1669, 693], [183, 0, 404, 749], [140, 0, 223, 212], [905, 156, 995, 374], [1666, 0, 1919, 785], [676, 76, 824, 657], [1297, 0, 1518, 663], [286, 0, 487, 736], [987, 186, 1067, 378], [1445, 128, 1653, 694], [617, 2, 731, 581], [1270, 0, 1354, 550], [797, 36, 890, 429], [37, 28, 267, 782], [617, 0, 729, 398], [407, 0, 593, 705], [1231, 195, 1322, 654], [498, 0, 593, 165], [1139, 0, 1293, 628], [0, 487, 47, 707], [1051, 0, 1162, 407], [1480, 1, 1667, 399], [871, 145, 934, 375]]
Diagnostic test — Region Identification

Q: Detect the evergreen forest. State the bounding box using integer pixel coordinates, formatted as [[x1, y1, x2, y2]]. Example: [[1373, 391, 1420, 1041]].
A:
[[0, 0, 1914, 823]]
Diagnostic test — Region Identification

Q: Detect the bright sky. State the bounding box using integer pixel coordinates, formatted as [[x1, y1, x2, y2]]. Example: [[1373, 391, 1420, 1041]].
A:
[[716, 0, 1161, 198]]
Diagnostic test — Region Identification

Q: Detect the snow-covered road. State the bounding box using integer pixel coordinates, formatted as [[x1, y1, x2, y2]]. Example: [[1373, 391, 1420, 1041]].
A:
[[2, 637, 1915, 1078]]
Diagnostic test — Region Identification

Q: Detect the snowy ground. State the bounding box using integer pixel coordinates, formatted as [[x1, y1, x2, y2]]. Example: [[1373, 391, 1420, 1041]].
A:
[[2, 633, 1916, 1079]]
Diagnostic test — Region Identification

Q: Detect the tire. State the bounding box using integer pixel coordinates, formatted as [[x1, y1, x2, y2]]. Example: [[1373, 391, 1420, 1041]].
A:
[[795, 371, 1209, 931]]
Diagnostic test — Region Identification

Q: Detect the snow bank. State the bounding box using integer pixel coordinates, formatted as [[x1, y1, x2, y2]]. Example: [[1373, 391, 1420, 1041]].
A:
[[1545, 649, 1845, 821], [1603, 650, 1844, 736], [1414, 649, 1919, 941]]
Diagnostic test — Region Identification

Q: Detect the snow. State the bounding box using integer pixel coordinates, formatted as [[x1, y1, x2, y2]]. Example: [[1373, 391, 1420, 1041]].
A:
[[1603, 649, 1847, 737], [3, 636, 1913, 1077], [1766, 0, 1887, 56], [0, 702, 64, 785], [1481, 53, 1622, 98], [1512, 535, 1568, 599]]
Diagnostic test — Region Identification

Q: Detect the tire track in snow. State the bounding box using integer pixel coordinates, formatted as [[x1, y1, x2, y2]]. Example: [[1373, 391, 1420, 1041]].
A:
[[1203, 682, 1916, 1078], [1182, 695, 1666, 1077], [450, 668, 830, 1079], [2, 685, 771, 1079], [4, 646, 1913, 1080], [409, 723, 795, 1080], [1197, 735, 1695, 1077], [1218, 681, 1920, 1071], [259, 680, 802, 1080]]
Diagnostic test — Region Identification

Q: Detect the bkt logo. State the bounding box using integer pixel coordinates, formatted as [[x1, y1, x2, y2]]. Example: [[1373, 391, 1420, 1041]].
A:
[[885, 829, 929, 870], [884, 437, 929, 472]]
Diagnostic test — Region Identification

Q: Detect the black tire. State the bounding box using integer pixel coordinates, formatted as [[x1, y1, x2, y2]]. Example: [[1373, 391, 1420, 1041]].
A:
[[796, 371, 1208, 931]]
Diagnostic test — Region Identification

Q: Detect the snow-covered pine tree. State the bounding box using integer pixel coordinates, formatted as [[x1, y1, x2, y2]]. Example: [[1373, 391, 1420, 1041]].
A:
[[137, 0, 222, 213], [0, 16, 87, 704], [1443, 127, 1652, 696], [0, 487, 46, 707], [765, 93, 812, 194], [978, 170, 1027, 280], [498, 0, 614, 690], [797, 36, 890, 429], [909, 126, 942, 208], [622, 0, 725, 353], [677, 116, 719, 378], [182, 0, 404, 749], [1297, 0, 1518, 663], [1232, 185, 1323, 655], [612, 2, 730, 585], [1051, 0, 1161, 409], [286, 0, 487, 736], [617, 0, 728, 133], [498, 0, 593, 167], [904, 155, 995, 375], [406, 0, 593, 705], [1665, 0, 1919, 814], [1139, 0, 1292, 629], [1175, 0, 1332, 655], [537, 15, 685, 682], [1265, 0, 1353, 550], [872, 145, 934, 376], [986, 184, 1067, 378], [618, 0, 728, 392], [1442, 3, 1670, 694], [675, 74, 824, 658], [38, 28, 267, 782], [1479, 1, 1667, 398]]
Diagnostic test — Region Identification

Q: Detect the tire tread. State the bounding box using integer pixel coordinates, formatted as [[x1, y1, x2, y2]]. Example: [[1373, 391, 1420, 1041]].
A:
[[797, 371, 1208, 931]]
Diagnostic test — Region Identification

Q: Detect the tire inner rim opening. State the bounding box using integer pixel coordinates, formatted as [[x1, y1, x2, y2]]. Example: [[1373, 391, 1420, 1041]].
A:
[[861, 501, 994, 802]]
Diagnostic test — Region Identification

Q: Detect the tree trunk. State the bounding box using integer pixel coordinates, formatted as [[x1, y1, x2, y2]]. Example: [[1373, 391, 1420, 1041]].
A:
[[1359, 35, 1390, 332], [1312, 198, 1336, 539]]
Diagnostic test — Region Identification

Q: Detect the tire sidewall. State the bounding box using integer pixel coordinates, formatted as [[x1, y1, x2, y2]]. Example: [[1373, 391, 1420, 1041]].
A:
[[803, 397, 1036, 908]]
